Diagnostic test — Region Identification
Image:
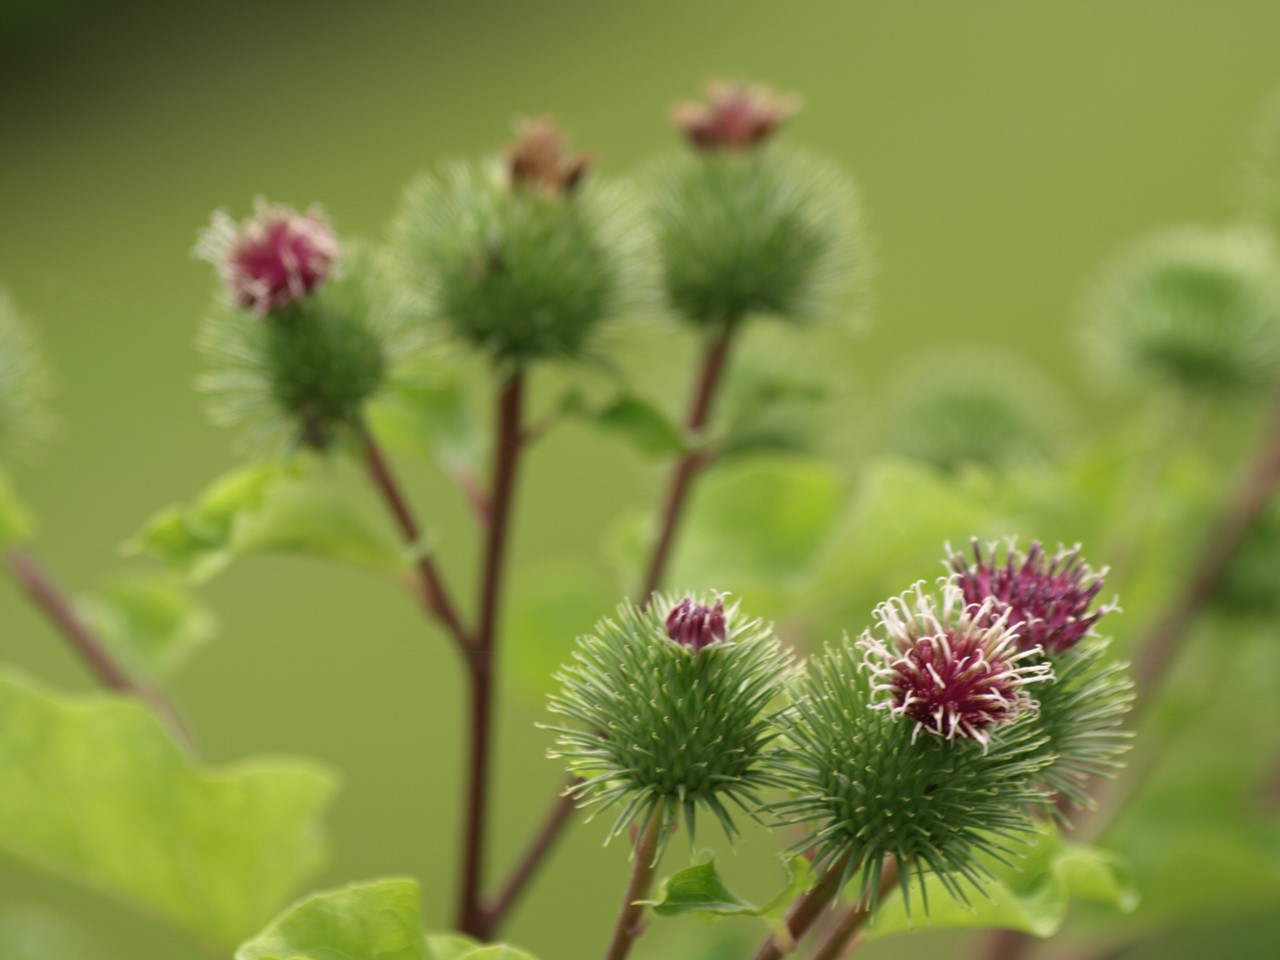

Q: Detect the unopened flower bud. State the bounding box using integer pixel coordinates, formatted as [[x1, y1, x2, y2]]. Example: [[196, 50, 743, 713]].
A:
[[196, 199, 339, 316], [672, 81, 799, 151], [506, 118, 593, 196], [664, 596, 726, 652]]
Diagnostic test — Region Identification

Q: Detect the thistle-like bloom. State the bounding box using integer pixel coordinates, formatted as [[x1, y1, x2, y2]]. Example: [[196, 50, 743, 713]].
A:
[[950, 540, 1117, 655], [861, 582, 1051, 750], [196, 199, 339, 315], [506, 117, 593, 196], [665, 596, 726, 652], [547, 593, 792, 843], [672, 81, 799, 151]]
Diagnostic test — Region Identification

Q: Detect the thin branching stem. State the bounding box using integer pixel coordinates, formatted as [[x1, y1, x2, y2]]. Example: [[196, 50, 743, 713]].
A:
[[359, 424, 473, 660], [7, 548, 195, 749], [750, 854, 851, 960], [485, 325, 740, 935], [807, 860, 900, 960], [603, 801, 667, 960], [458, 369, 527, 938]]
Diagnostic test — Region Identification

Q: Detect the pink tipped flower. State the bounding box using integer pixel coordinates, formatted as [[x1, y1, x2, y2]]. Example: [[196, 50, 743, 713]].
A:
[[950, 540, 1119, 656], [665, 596, 727, 652], [195, 199, 339, 315], [506, 117, 594, 196], [671, 81, 800, 151], [862, 582, 1052, 750]]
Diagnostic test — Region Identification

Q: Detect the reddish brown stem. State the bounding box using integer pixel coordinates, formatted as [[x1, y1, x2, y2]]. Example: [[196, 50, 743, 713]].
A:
[[360, 426, 473, 660], [7, 548, 194, 748], [750, 855, 851, 960], [808, 860, 901, 960], [603, 802, 667, 960], [641, 326, 735, 599], [458, 370, 526, 939], [484, 328, 740, 935]]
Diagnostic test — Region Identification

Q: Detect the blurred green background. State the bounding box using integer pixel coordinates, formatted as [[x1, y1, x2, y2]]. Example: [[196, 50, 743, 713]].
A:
[[3, 1, 1280, 958]]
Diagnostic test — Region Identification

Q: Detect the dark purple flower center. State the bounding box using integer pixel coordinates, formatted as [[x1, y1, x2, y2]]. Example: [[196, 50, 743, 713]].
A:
[[672, 82, 797, 151], [226, 211, 337, 315], [953, 541, 1110, 655], [665, 597, 726, 652]]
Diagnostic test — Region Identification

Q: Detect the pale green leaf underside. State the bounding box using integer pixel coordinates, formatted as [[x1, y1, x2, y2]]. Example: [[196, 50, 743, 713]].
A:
[[127, 460, 409, 582], [0, 670, 337, 948], [237, 879, 538, 960], [867, 826, 1139, 941]]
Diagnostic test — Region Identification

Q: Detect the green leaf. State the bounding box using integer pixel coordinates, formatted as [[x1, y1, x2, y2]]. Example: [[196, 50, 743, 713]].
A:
[[128, 461, 409, 582], [716, 362, 831, 462], [564, 389, 686, 459], [236, 879, 425, 960], [0, 670, 337, 949], [236, 879, 539, 960], [368, 368, 487, 473], [866, 826, 1139, 941], [0, 468, 34, 546], [76, 575, 215, 679], [643, 855, 814, 948]]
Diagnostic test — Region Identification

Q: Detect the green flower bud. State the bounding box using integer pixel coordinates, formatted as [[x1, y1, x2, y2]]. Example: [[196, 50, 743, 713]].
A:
[[773, 584, 1052, 910], [1082, 226, 1280, 396], [649, 87, 865, 330], [0, 286, 55, 460], [547, 593, 794, 844], [391, 118, 652, 366], [197, 211, 421, 452]]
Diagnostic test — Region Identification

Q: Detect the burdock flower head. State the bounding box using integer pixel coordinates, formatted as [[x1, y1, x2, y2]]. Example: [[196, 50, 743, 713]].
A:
[[861, 581, 1052, 750], [547, 593, 792, 844], [950, 539, 1118, 656], [506, 117, 594, 196], [195, 199, 339, 316], [672, 81, 799, 151]]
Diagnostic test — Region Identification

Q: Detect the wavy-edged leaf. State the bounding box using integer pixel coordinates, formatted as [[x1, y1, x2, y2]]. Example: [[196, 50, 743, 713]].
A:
[[0, 468, 33, 546], [368, 367, 487, 474], [643, 855, 814, 948], [866, 825, 1138, 941], [0, 670, 337, 948], [563, 388, 686, 460], [77, 575, 216, 679], [236, 878, 424, 960], [127, 461, 409, 582]]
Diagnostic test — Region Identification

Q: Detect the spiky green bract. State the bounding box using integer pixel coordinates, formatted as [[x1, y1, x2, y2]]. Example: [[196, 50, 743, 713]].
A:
[[773, 636, 1051, 913], [648, 146, 864, 330], [391, 162, 651, 366], [199, 243, 423, 453], [1027, 638, 1134, 813], [1082, 226, 1280, 396], [0, 287, 54, 459], [546, 593, 793, 846]]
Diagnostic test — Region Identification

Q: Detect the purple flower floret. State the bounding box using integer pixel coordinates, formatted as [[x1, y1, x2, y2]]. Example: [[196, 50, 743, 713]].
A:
[[671, 81, 799, 151], [950, 539, 1119, 655], [196, 199, 339, 315], [861, 582, 1052, 750], [665, 596, 727, 652]]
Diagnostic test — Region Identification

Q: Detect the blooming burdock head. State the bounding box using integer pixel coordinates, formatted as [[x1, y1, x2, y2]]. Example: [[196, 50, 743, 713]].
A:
[[950, 539, 1118, 656], [671, 81, 799, 151], [506, 117, 594, 196], [861, 582, 1052, 750], [195, 199, 339, 316], [665, 596, 726, 652]]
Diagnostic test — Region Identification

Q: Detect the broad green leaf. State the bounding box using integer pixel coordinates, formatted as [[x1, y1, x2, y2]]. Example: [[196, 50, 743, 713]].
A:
[[716, 363, 831, 462], [0, 670, 337, 949], [643, 855, 814, 949], [236, 879, 424, 960], [0, 468, 33, 546], [236, 879, 539, 960], [866, 826, 1138, 941], [128, 461, 409, 582], [563, 389, 686, 459], [425, 933, 481, 959], [77, 575, 216, 679]]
